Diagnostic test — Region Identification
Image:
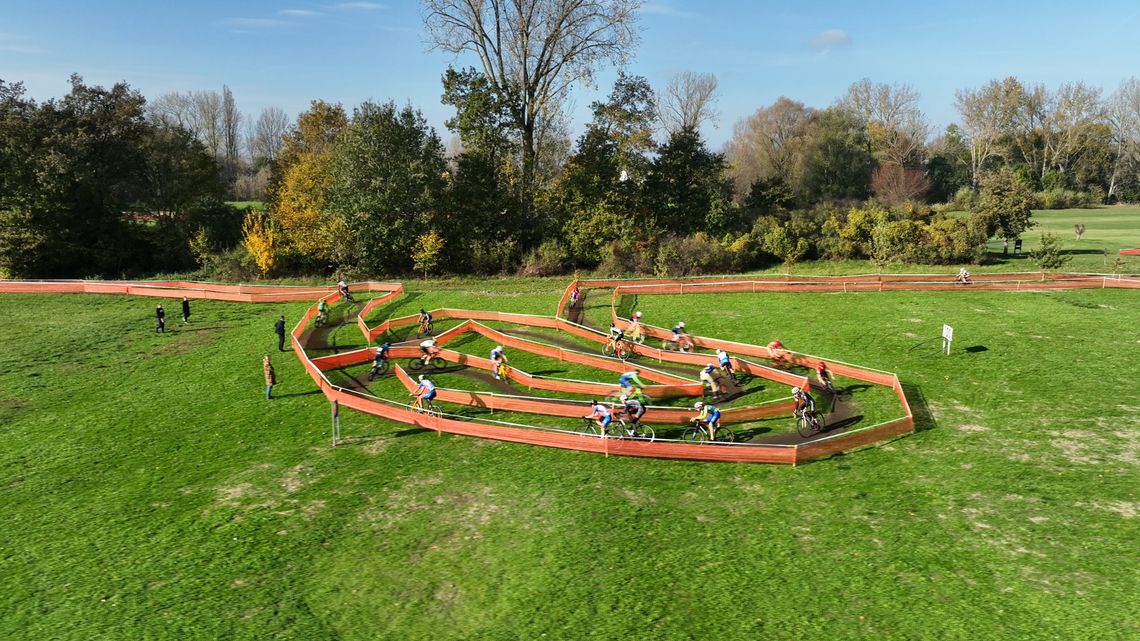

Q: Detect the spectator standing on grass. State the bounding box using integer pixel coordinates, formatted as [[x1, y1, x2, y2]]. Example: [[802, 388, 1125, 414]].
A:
[[181, 297, 191, 323], [264, 355, 276, 400], [275, 315, 286, 351], [155, 304, 165, 333]]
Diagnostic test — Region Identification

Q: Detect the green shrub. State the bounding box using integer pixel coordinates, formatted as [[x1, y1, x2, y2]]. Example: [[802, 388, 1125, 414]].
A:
[[518, 240, 571, 276], [950, 186, 979, 211]]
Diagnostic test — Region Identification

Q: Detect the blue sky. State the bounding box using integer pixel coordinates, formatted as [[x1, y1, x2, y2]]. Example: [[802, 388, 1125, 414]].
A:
[[3, 1, 1140, 149]]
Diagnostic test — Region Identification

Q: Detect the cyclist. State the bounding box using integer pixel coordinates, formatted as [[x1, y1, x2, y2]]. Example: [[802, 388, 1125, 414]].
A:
[[791, 386, 816, 418], [337, 280, 353, 302], [490, 344, 509, 380], [692, 401, 722, 441], [627, 311, 645, 343], [569, 286, 581, 308], [368, 342, 390, 379], [956, 267, 971, 284], [419, 337, 440, 364], [413, 374, 437, 407], [619, 393, 647, 436], [671, 321, 692, 351], [607, 323, 628, 355], [585, 400, 612, 432], [619, 369, 645, 397], [816, 361, 833, 391], [768, 339, 787, 366], [716, 349, 736, 381], [418, 308, 433, 334], [316, 298, 329, 326], [699, 363, 721, 397], [609, 323, 625, 343]]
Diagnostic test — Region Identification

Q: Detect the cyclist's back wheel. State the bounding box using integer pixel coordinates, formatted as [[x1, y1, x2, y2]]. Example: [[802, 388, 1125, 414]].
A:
[[408, 358, 425, 371], [681, 426, 708, 443], [633, 424, 655, 442], [713, 427, 735, 443], [604, 422, 626, 438], [427, 404, 443, 419], [429, 356, 447, 369]]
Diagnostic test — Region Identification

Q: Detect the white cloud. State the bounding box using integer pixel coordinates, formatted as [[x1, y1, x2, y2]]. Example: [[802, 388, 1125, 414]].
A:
[[337, 2, 385, 9], [0, 32, 47, 54], [810, 29, 852, 50], [228, 18, 285, 29], [640, 2, 698, 18], [280, 9, 321, 17]]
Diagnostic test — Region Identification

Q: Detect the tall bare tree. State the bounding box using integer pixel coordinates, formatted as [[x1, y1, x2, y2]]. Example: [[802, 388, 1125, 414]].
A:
[[954, 78, 1020, 187], [251, 106, 289, 163], [1107, 77, 1140, 201], [658, 71, 719, 135], [1042, 81, 1104, 177], [422, 0, 640, 183], [222, 85, 241, 168], [838, 78, 928, 166], [188, 90, 224, 160], [724, 97, 812, 198]]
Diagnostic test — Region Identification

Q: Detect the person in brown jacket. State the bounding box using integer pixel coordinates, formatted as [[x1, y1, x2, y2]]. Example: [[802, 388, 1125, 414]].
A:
[[264, 355, 276, 400]]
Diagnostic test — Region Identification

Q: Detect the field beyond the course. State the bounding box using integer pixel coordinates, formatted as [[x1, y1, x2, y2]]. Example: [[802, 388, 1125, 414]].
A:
[[0, 274, 1137, 640]]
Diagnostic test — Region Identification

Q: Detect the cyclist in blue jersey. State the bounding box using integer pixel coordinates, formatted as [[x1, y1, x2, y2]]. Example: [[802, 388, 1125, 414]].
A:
[[585, 400, 612, 431]]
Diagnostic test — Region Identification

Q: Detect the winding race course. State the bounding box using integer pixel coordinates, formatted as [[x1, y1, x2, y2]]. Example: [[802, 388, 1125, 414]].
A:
[[2, 272, 1136, 464]]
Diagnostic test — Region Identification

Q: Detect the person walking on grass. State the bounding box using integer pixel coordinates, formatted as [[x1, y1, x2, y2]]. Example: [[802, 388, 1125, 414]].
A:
[[155, 304, 165, 333], [264, 355, 276, 400], [274, 315, 286, 351], [181, 297, 191, 323]]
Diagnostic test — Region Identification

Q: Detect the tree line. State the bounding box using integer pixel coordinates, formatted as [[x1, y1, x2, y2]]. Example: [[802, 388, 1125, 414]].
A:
[[4, 0, 1140, 279]]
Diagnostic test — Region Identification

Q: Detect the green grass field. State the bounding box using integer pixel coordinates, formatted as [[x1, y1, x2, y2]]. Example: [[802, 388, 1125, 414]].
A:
[[1, 208, 1138, 640]]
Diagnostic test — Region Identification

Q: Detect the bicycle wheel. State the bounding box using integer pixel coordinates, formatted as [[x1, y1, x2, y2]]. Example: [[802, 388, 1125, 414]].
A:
[[682, 426, 709, 443], [632, 423, 655, 442], [427, 402, 443, 419], [602, 342, 615, 357], [408, 358, 425, 371], [426, 321, 434, 334], [604, 421, 626, 439], [581, 419, 601, 436], [429, 356, 447, 369], [796, 414, 816, 438], [712, 426, 735, 443], [662, 340, 677, 352]]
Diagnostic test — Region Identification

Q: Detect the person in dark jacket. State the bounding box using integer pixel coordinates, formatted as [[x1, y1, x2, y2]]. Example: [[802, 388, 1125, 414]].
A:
[[274, 315, 286, 351], [155, 305, 165, 333], [264, 355, 276, 400], [181, 297, 191, 323]]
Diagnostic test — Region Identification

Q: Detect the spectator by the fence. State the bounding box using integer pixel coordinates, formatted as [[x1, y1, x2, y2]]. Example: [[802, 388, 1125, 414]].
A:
[[264, 355, 276, 400], [181, 297, 191, 323], [275, 315, 286, 351], [155, 304, 165, 333]]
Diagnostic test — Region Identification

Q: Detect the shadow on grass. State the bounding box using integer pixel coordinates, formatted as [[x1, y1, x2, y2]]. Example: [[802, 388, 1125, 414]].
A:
[[822, 414, 863, 432], [900, 382, 937, 432], [273, 390, 323, 399]]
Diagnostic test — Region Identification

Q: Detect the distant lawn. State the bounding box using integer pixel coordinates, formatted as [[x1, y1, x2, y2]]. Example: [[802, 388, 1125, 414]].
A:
[[943, 204, 1140, 273], [226, 200, 266, 212]]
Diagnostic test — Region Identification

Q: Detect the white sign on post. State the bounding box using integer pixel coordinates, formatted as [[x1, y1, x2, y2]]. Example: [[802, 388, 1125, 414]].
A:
[[942, 324, 954, 355]]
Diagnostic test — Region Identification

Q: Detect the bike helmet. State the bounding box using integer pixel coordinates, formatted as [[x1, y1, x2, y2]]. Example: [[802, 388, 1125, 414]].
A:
[[620, 394, 629, 402], [694, 401, 704, 410], [634, 311, 642, 319], [495, 345, 503, 352], [382, 342, 390, 348], [678, 321, 685, 328], [791, 386, 801, 395], [418, 375, 425, 382], [420, 308, 426, 314]]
